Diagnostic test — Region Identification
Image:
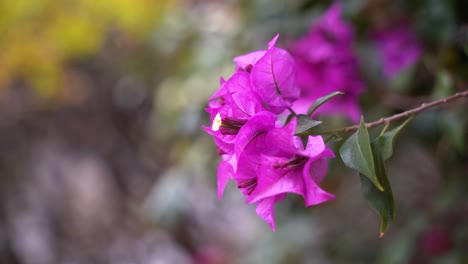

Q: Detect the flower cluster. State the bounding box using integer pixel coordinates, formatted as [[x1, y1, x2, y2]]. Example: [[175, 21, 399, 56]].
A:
[[205, 35, 335, 231], [288, 4, 365, 123], [372, 23, 422, 78]]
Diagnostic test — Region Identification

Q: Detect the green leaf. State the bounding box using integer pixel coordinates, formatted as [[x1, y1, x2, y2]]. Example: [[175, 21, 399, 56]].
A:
[[294, 114, 322, 135], [374, 116, 413, 161], [339, 117, 383, 191], [345, 117, 411, 237], [307, 91, 344, 116], [324, 133, 342, 143], [360, 143, 395, 237]]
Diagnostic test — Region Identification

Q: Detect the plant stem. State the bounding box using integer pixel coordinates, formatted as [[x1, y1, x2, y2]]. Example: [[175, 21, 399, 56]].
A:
[[335, 90, 468, 133], [287, 107, 297, 116]]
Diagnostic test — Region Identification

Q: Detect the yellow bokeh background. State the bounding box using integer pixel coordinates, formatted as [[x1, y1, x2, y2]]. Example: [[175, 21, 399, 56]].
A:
[[0, 0, 173, 97]]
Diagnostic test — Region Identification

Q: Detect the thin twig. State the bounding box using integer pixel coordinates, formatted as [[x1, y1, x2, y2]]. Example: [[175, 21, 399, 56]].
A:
[[335, 90, 468, 133], [379, 90, 427, 110]]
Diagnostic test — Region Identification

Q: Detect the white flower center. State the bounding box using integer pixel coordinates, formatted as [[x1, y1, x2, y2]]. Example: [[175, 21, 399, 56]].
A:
[[211, 113, 222, 131]]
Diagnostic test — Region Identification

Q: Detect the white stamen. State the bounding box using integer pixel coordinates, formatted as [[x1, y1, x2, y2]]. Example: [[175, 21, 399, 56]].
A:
[[212, 113, 222, 131]]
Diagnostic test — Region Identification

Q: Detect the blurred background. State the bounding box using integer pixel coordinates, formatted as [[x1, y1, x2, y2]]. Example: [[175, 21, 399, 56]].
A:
[[0, 0, 467, 263]]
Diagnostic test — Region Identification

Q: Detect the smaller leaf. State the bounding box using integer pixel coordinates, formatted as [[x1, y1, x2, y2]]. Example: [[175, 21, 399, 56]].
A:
[[340, 118, 383, 191], [375, 116, 413, 160], [360, 143, 395, 237], [294, 114, 322, 135], [324, 133, 342, 143], [307, 91, 344, 116]]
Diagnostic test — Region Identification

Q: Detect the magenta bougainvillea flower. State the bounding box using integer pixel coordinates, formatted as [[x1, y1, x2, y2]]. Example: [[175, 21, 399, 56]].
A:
[[205, 35, 335, 230], [288, 3, 364, 123], [372, 23, 422, 78]]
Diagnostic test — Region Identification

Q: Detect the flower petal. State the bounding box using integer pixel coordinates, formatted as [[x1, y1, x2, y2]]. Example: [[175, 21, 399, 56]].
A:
[[255, 194, 285, 231], [228, 72, 266, 116], [225, 71, 252, 93], [209, 78, 229, 100], [249, 160, 334, 206], [217, 157, 235, 199], [297, 135, 326, 159], [267, 34, 280, 49], [202, 124, 235, 154], [233, 50, 266, 71], [303, 155, 329, 183], [251, 47, 299, 114], [248, 164, 302, 203], [234, 111, 277, 158], [261, 118, 297, 157], [302, 165, 335, 206]]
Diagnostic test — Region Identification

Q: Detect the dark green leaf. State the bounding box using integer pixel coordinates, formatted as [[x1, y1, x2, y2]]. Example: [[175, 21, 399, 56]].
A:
[[339, 118, 383, 191], [307, 91, 344, 116], [360, 143, 395, 237], [294, 114, 322, 135], [374, 116, 413, 160]]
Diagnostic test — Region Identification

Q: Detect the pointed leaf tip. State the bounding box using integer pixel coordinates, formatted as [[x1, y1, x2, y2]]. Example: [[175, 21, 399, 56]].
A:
[[359, 143, 395, 237], [294, 114, 322, 135]]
